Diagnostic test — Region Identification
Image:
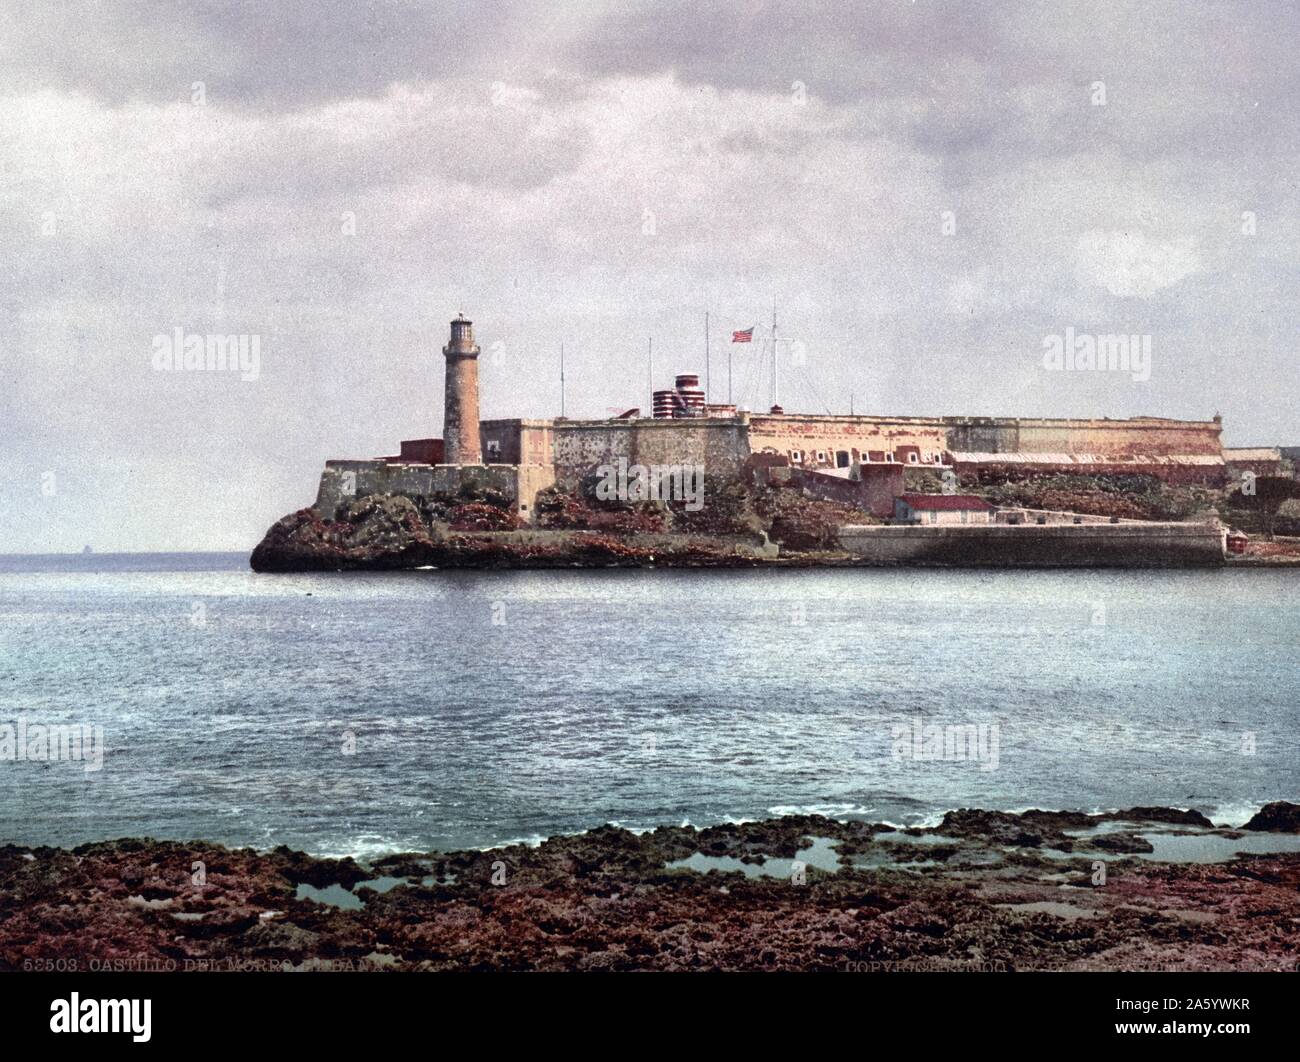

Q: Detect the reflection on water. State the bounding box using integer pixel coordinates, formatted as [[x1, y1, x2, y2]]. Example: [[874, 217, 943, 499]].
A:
[[667, 836, 842, 878], [1136, 831, 1300, 863], [295, 882, 362, 910]]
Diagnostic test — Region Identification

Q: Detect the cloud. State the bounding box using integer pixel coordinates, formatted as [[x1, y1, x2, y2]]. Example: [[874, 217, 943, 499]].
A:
[[0, 1, 1297, 550], [0, 0, 524, 106], [1075, 230, 1203, 299]]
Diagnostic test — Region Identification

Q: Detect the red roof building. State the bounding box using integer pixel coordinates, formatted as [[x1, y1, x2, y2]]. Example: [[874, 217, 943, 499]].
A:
[[894, 493, 994, 524]]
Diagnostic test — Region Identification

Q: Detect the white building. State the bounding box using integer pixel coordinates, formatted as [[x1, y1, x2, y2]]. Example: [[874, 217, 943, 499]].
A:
[[893, 493, 994, 525]]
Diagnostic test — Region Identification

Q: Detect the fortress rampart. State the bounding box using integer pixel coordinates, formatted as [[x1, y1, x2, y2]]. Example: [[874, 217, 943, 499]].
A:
[[314, 460, 554, 521], [549, 418, 751, 479], [303, 315, 1237, 526], [938, 415, 1223, 458], [746, 414, 949, 468]]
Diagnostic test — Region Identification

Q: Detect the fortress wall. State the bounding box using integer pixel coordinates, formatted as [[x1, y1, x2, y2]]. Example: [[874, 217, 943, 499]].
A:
[[479, 421, 521, 465], [747, 416, 948, 467], [789, 465, 906, 517], [316, 413, 1225, 525], [630, 419, 750, 473], [315, 460, 524, 519], [552, 419, 750, 479], [552, 421, 634, 474], [940, 417, 1223, 457], [480, 420, 554, 466], [515, 461, 557, 520], [316, 461, 432, 517], [938, 420, 1012, 453], [519, 423, 555, 466], [838, 521, 1227, 567], [545, 413, 1220, 481]]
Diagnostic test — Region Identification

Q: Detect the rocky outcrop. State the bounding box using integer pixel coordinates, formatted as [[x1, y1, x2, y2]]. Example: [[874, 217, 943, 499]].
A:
[[250, 494, 778, 572], [1100, 806, 1215, 828], [1243, 801, 1300, 832], [5, 807, 1299, 972], [250, 496, 438, 572], [249, 474, 889, 572]]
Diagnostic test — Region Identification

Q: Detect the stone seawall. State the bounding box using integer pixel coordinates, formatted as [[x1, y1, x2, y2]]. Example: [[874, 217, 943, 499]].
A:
[[991, 507, 1142, 525], [838, 521, 1227, 567]]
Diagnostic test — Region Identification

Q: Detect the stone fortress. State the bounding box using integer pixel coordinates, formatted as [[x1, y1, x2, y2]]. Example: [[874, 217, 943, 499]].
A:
[[313, 315, 1276, 522]]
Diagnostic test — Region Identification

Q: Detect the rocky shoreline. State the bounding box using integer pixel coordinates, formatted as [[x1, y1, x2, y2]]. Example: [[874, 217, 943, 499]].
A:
[[249, 498, 783, 572], [5, 803, 1299, 972], [249, 493, 1300, 572]]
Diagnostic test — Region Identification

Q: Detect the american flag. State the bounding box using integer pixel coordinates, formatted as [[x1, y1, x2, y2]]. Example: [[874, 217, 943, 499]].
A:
[[732, 326, 754, 343]]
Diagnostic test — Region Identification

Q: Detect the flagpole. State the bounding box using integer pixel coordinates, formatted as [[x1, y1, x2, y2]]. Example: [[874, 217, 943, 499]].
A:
[[648, 336, 653, 408], [704, 311, 710, 406], [771, 297, 778, 409], [728, 329, 733, 406], [560, 341, 565, 418]]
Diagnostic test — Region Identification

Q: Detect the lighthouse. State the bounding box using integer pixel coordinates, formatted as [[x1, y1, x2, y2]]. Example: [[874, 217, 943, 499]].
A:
[[442, 314, 482, 465]]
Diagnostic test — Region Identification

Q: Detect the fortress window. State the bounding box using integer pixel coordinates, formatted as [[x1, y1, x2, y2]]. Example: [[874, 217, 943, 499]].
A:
[[486, 439, 501, 457], [885, 453, 895, 462], [790, 450, 802, 462], [908, 452, 918, 464], [816, 450, 827, 463], [836, 451, 850, 467]]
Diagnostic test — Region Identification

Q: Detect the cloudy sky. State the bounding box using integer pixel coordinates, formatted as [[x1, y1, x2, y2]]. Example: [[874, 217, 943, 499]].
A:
[[1, 0, 1296, 551]]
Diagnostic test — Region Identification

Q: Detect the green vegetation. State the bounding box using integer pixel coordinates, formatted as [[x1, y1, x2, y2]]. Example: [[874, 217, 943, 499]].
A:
[[964, 471, 1224, 522], [533, 475, 873, 551], [1227, 476, 1300, 540]]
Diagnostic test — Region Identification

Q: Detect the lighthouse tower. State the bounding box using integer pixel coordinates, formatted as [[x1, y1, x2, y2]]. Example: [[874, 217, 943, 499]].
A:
[[442, 314, 482, 465]]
